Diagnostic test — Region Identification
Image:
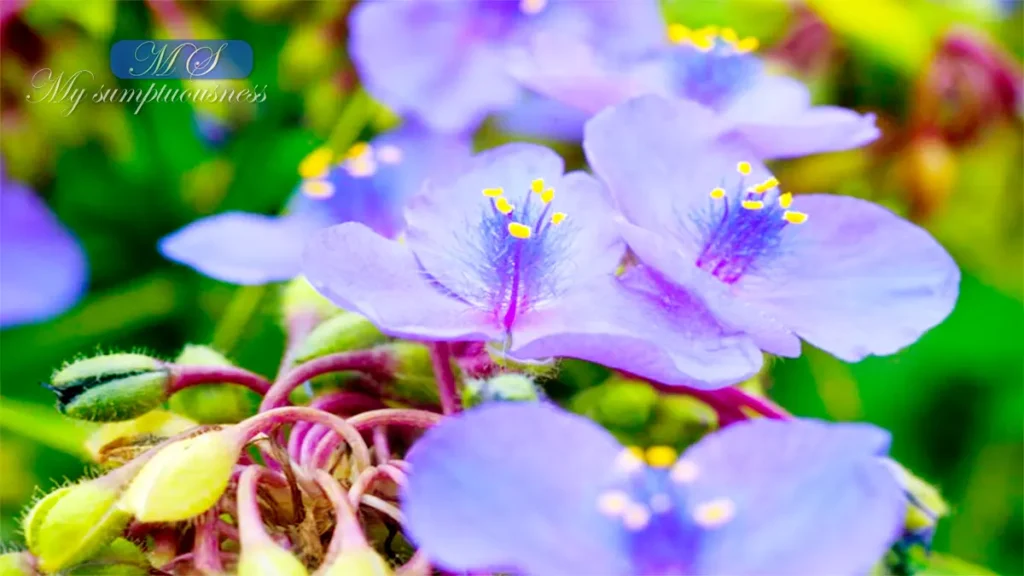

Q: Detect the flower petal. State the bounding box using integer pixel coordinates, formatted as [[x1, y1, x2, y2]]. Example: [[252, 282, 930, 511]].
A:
[[402, 402, 631, 576], [493, 91, 592, 141], [159, 212, 313, 285], [723, 75, 880, 159], [679, 418, 904, 576], [302, 222, 501, 342], [735, 194, 960, 361], [0, 183, 87, 327]]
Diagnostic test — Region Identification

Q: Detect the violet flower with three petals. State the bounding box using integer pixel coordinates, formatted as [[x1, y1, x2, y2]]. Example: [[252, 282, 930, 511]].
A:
[[402, 402, 906, 576], [511, 25, 880, 159], [0, 165, 87, 328], [348, 0, 664, 134], [303, 143, 763, 387], [159, 126, 471, 285], [584, 95, 960, 362]]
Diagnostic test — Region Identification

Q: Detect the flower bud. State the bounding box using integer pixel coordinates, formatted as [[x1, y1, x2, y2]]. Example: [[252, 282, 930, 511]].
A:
[[486, 347, 559, 378], [168, 345, 257, 424], [647, 395, 718, 447], [296, 313, 386, 362], [316, 548, 393, 576], [64, 538, 150, 576], [900, 133, 958, 222], [281, 276, 342, 321], [85, 410, 198, 466], [595, 378, 658, 433], [46, 353, 170, 422], [25, 479, 133, 573], [238, 543, 309, 576], [0, 551, 35, 575], [381, 342, 440, 406], [118, 428, 245, 522], [463, 373, 542, 408], [883, 459, 949, 534]]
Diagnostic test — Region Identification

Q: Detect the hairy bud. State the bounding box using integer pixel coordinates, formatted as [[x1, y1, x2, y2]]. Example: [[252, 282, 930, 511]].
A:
[[85, 410, 198, 466], [46, 353, 169, 422], [238, 543, 310, 576], [296, 313, 386, 362]]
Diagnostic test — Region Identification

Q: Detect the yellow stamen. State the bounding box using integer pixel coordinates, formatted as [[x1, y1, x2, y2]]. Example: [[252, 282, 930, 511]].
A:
[[644, 446, 677, 469], [345, 142, 372, 159], [736, 161, 752, 176], [550, 212, 567, 225], [752, 177, 779, 193], [670, 459, 699, 484], [530, 178, 545, 194], [783, 210, 808, 224], [596, 490, 630, 517], [690, 33, 714, 52], [508, 222, 532, 239], [623, 503, 651, 531], [742, 200, 764, 210], [540, 187, 555, 204], [693, 498, 736, 528], [736, 37, 759, 53], [494, 197, 514, 215], [482, 187, 505, 198], [298, 147, 333, 179], [301, 180, 334, 199], [710, 187, 726, 199], [778, 192, 793, 209], [667, 23, 690, 44], [721, 28, 739, 45]]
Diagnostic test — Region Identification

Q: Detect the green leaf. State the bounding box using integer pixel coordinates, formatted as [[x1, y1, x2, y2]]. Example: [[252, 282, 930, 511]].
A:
[[0, 397, 97, 459], [806, 0, 933, 75], [919, 553, 999, 576]]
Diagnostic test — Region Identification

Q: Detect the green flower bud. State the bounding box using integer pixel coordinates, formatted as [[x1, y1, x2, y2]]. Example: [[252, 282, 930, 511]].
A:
[[47, 354, 170, 422], [0, 551, 35, 575], [296, 313, 386, 362], [238, 543, 309, 576], [281, 276, 342, 321], [883, 459, 949, 532], [26, 479, 132, 573], [463, 373, 541, 408], [317, 548, 393, 576], [168, 345, 257, 424], [487, 348, 558, 378], [118, 428, 245, 522], [595, 378, 658, 433], [647, 395, 718, 447], [85, 410, 198, 466], [382, 342, 440, 406], [65, 538, 150, 575]]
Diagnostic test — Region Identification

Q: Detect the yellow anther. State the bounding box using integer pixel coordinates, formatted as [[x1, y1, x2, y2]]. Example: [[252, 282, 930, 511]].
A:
[[778, 192, 793, 209], [649, 493, 673, 514], [783, 210, 808, 224], [693, 498, 736, 528], [736, 161, 752, 176], [540, 188, 555, 204], [667, 23, 690, 44], [596, 490, 630, 517], [690, 33, 714, 52], [299, 147, 333, 179], [301, 180, 334, 199], [345, 142, 372, 159], [710, 187, 726, 199], [530, 178, 545, 194], [482, 187, 505, 198], [695, 25, 719, 36], [626, 446, 644, 459], [616, 447, 645, 473], [519, 0, 547, 15], [736, 37, 760, 53], [742, 200, 765, 210], [644, 446, 677, 468], [507, 222, 532, 239], [752, 177, 779, 193], [670, 459, 699, 484], [494, 197, 514, 215], [550, 212, 567, 225], [623, 503, 651, 531], [721, 28, 739, 44], [376, 144, 403, 164]]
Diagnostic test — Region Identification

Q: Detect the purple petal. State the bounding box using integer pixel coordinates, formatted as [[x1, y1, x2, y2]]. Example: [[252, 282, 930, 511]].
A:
[[301, 222, 501, 342], [734, 194, 960, 362], [493, 90, 592, 141], [0, 182, 87, 327], [402, 402, 631, 576], [158, 212, 314, 285], [680, 419, 905, 575], [723, 75, 880, 159]]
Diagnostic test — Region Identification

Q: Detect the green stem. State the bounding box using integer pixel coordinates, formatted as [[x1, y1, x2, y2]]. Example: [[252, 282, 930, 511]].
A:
[[0, 396, 97, 459], [211, 285, 269, 354], [326, 87, 375, 155]]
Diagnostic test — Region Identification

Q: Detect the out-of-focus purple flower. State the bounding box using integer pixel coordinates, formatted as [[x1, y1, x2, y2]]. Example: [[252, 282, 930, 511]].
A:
[[402, 402, 906, 576], [584, 95, 961, 362], [193, 110, 229, 148], [303, 143, 763, 387], [512, 25, 880, 159], [158, 126, 471, 285], [0, 165, 87, 328], [348, 0, 664, 134]]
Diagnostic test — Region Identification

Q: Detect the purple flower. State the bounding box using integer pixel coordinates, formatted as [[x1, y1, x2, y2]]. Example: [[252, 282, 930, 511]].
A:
[[402, 402, 906, 576], [158, 126, 471, 285], [303, 143, 763, 387], [584, 95, 960, 362], [1, 166, 87, 328], [349, 0, 664, 134], [511, 26, 880, 159]]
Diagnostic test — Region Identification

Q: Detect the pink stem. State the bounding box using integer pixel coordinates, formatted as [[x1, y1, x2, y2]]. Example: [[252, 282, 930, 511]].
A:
[[299, 425, 332, 467], [716, 386, 792, 420], [313, 470, 368, 566], [236, 467, 274, 550], [287, 392, 387, 461], [276, 310, 321, 380], [169, 364, 272, 396], [396, 551, 432, 576], [428, 342, 460, 414], [310, 409, 439, 469], [193, 510, 224, 574], [217, 519, 240, 541], [239, 406, 372, 471], [259, 349, 396, 411], [647, 379, 791, 424], [373, 426, 390, 465]]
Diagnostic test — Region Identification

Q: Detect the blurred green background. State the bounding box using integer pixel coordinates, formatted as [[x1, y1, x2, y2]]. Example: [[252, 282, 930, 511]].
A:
[[0, 0, 1020, 574]]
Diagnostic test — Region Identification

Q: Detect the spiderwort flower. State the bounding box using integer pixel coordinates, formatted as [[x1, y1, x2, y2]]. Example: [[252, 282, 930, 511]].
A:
[[511, 25, 880, 159], [303, 143, 763, 387], [348, 0, 664, 134], [159, 126, 471, 285], [402, 402, 906, 576], [584, 96, 960, 362], [0, 164, 87, 328]]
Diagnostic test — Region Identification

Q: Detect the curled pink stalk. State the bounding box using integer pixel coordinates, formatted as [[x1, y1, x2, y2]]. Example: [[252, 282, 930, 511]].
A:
[[236, 466, 278, 553], [428, 342, 461, 414], [260, 349, 397, 411], [288, 392, 387, 462], [648, 380, 790, 424], [193, 510, 224, 574], [396, 551, 432, 576], [277, 310, 322, 380], [239, 406, 372, 471], [313, 470, 369, 565], [169, 364, 273, 396], [373, 426, 390, 465], [715, 385, 791, 420], [299, 425, 333, 467], [310, 409, 441, 468]]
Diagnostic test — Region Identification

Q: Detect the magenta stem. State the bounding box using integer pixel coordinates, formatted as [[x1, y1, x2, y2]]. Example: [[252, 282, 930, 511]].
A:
[[193, 510, 224, 574], [314, 470, 369, 566], [276, 310, 321, 380], [286, 391, 386, 462], [428, 342, 461, 415], [716, 386, 791, 420], [648, 380, 791, 423], [310, 409, 440, 469], [373, 426, 390, 465], [169, 364, 272, 396], [259, 349, 396, 411], [239, 406, 372, 471], [236, 466, 274, 549]]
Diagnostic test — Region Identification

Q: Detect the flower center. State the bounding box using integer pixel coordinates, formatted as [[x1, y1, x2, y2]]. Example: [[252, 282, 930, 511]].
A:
[[665, 25, 761, 110], [694, 162, 808, 284]]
